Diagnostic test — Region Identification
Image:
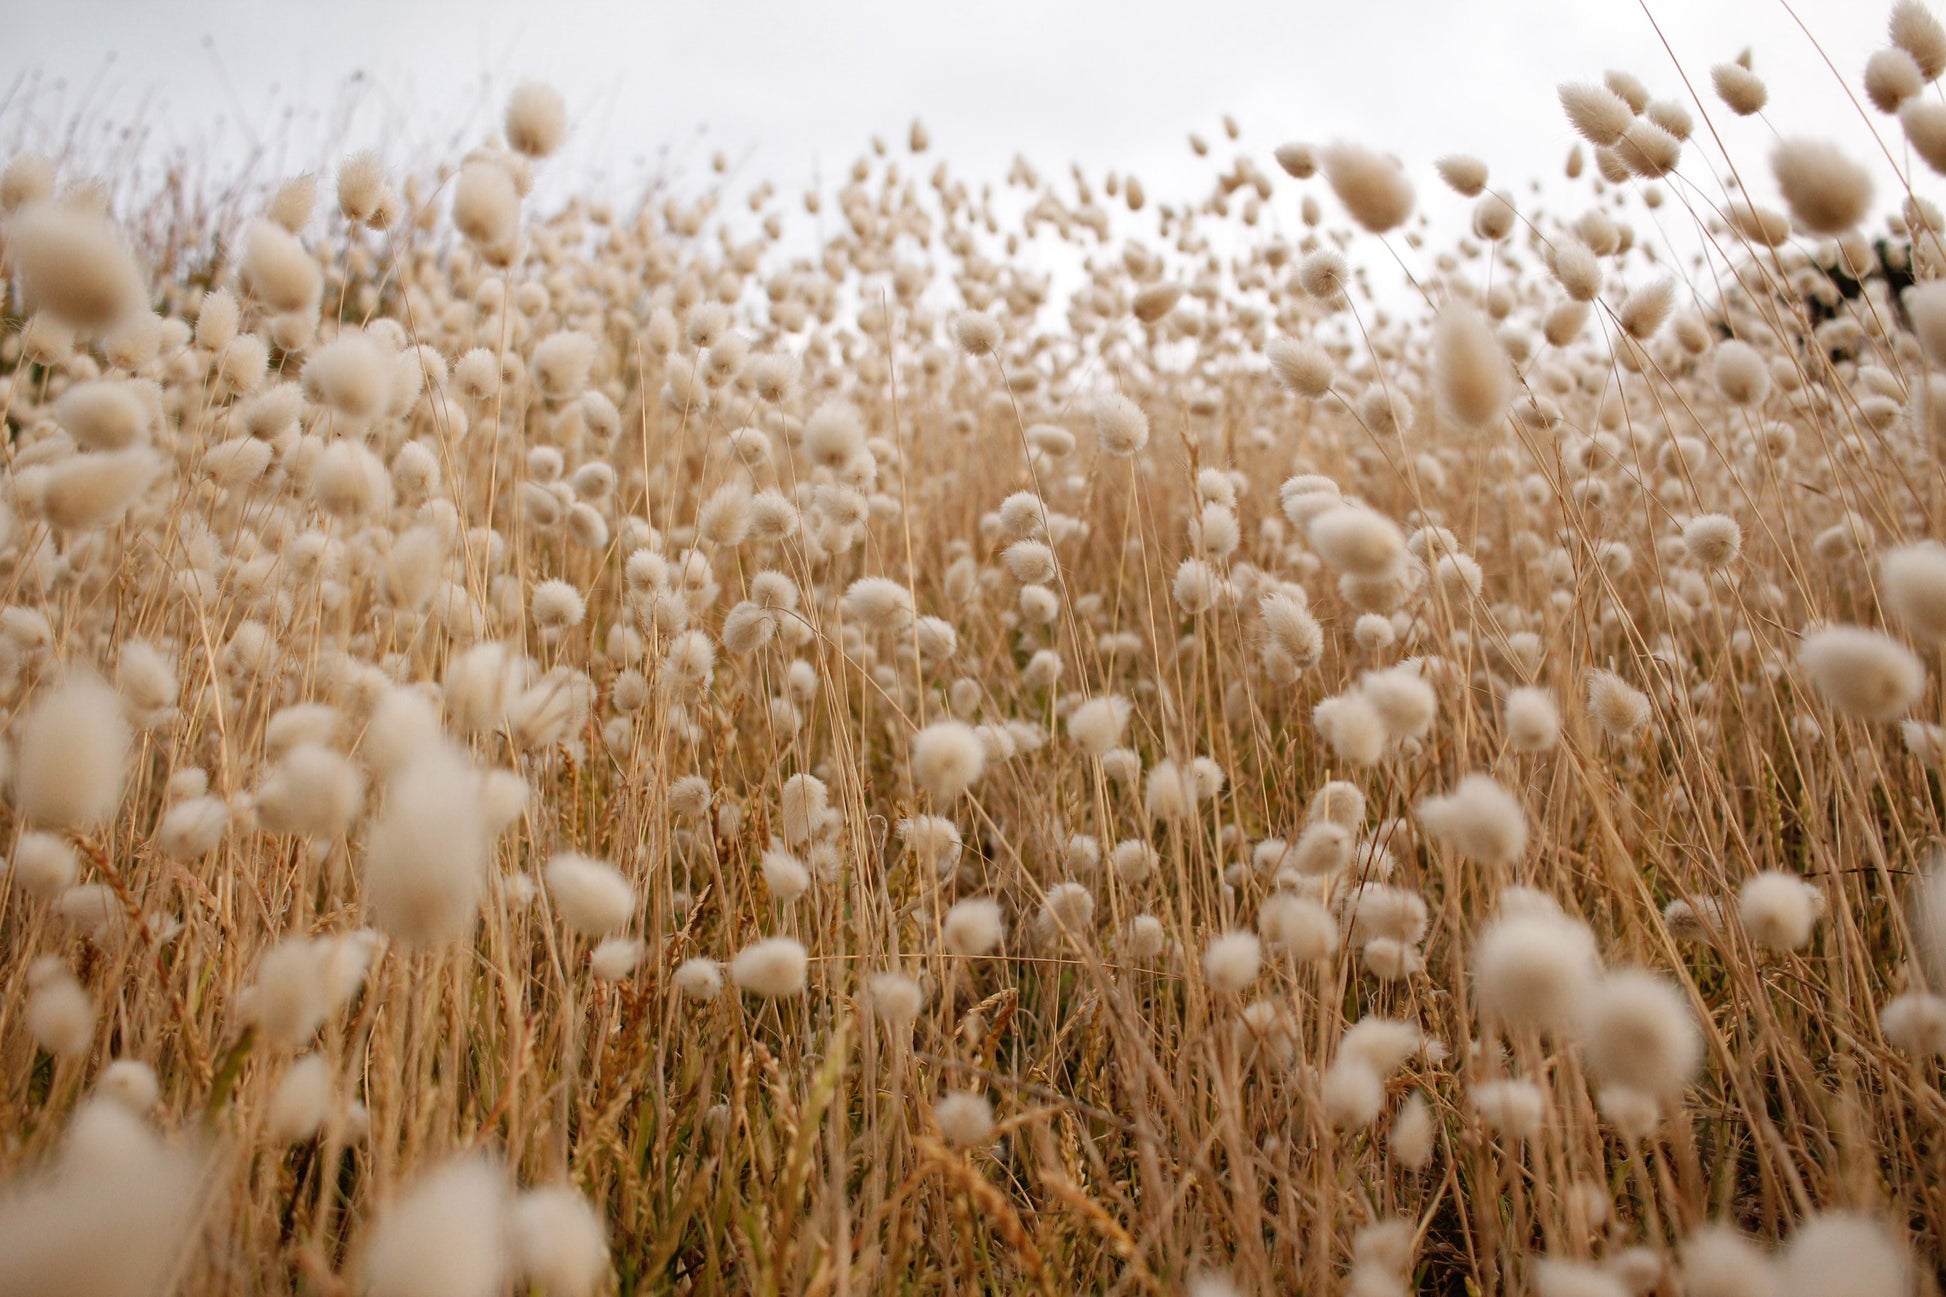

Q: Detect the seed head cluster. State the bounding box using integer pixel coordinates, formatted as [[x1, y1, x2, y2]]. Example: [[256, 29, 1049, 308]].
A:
[[0, 21, 1943, 1291]]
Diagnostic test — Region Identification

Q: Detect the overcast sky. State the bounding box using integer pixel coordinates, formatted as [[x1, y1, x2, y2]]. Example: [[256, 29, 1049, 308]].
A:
[[0, 0, 1908, 292]]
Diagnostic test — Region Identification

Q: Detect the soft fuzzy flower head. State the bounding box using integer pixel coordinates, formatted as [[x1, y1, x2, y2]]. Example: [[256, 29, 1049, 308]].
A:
[[302, 330, 392, 421], [532, 579, 586, 631], [1587, 669, 1653, 740], [1431, 302, 1511, 431], [1737, 871, 1821, 953], [1892, 0, 1946, 79], [1558, 82, 1634, 147], [544, 853, 634, 938], [1771, 138, 1873, 235], [911, 720, 986, 802], [1144, 758, 1200, 821], [362, 740, 490, 948], [672, 957, 724, 1000], [1203, 931, 1262, 994], [510, 1185, 608, 1297], [730, 936, 809, 997], [1797, 625, 1925, 721], [1712, 60, 1768, 114], [1472, 908, 1600, 1034], [1416, 774, 1527, 869], [1067, 694, 1132, 758], [1881, 541, 1946, 645], [1579, 969, 1702, 1099], [12, 671, 130, 831], [1683, 514, 1743, 568], [1093, 391, 1149, 456], [1470, 1079, 1546, 1141], [505, 81, 568, 158], [26, 958, 93, 1057], [869, 971, 926, 1024], [951, 311, 1002, 355], [0, 1097, 206, 1297], [54, 380, 151, 451], [1267, 336, 1334, 397], [1309, 505, 1406, 578], [1320, 142, 1415, 232], [1504, 686, 1561, 752], [1779, 1212, 1912, 1297], [453, 160, 520, 250], [934, 1091, 995, 1147], [361, 1155, 511, 1297], [43, 448, 164, 531], [943, 896, 1005, 956], [8, 202, 146, 331], [841, 575, 915, 630]]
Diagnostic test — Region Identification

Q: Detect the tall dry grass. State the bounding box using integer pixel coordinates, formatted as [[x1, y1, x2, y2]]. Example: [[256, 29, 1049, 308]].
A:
[[0, 11, 1944, 1297]]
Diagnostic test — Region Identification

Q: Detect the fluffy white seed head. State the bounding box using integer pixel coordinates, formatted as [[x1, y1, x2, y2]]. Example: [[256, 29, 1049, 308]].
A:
[[1203, 931, 1263, 994], [1093, 392, 1149, 456], [545, 853, 634, 937], [869, 971, 926, 1024], [510, 1186, 608, 1297], [453, 161, 520, 250], [1504, 687, 1561, 752], [1436, 153, 1489, 196], [1309, 506, 1406, 578], [943, 897, 1005, 956], [505, 81, 568, 158], [1473, 909, 1600, 1034], [1679, 1226, 1776, 1297], [267, 1054, 333, 1143], [1266, 337, 1334, 397], [95, 1058, 161, 1114], [951, 311, 1002, 355], [1892, 0, 1946, 79], [1881, 542, 1946, 645], [760, 846, 811, 904], [934, 1091, 995, 1146], [1771, 139, 1873, 235], [1683, 514, 1743, 568], [1713, 61, 1768, 114], [0, 1098, 204, 1297], [1390, 1091, 1436, 1169], [1320, 142, 1415, 232], [730, 936, 809, 997], [26, 958, 93, 1056], [911, 720, 986, 802], [363, 741, 490, 948], [1797, 625, 1925, 721], [1067, 694, 1131, 758], [1432, 303, 1511, 430], [8, 202, 145, 331], [1587, 669, 1653, 740], [361, 1156, 511, 1297], [1880, 991, 1946, 1056], [1737, 871, 1820, 952], [1558, 82, 1634, 146], [1778, 1213, 1911, 1297], [42, 448, 163, 531], [12, 672, 130, 831], [11, 830, 79, 900], [590, 937, 645, 982], [1416, 775, 1527, 869], [1470, 1080, 1546, 1140], [53, 380, 151, 451], [1259, 893, 1339, 962], [1579, 970, 1702, 1099]]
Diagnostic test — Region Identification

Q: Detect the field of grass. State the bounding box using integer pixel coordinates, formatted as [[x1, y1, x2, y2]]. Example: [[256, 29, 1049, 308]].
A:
[[1, 7, 1945, 1295]]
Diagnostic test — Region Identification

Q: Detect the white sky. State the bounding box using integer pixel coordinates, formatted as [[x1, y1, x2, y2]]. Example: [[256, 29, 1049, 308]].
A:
[[0, 0, 1914, 303]]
